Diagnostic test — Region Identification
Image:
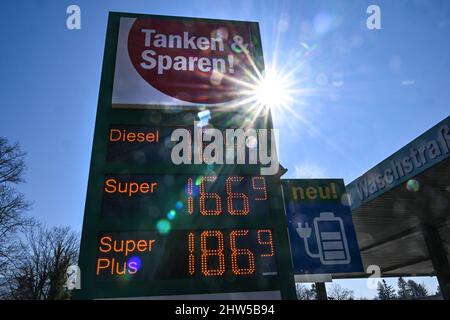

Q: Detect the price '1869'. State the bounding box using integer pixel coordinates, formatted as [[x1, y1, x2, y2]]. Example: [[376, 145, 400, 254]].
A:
[[187, 229, 276, 277]]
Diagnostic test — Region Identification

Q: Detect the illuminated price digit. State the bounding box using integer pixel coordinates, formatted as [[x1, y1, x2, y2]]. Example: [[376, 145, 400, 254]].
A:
[[230, 230, 255, 275], [199, 176, 222, 215], [200, 230, 225, 276], [257, 229, 275, 257], [187, 178, 194, 214], [252, 177, 267, 200], [188, 232, 195, 275], [226, 176, 249, 215]]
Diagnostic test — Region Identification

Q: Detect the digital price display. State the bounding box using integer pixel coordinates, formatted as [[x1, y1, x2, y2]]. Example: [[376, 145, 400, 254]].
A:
[[102, 174, 270, 219], [95, 229, 277, 280], [106, 124, 267, 165]]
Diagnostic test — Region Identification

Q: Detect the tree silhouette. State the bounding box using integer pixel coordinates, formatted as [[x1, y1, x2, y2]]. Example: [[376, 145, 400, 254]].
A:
[[0, 137, 33, 293], [296, 283, 317, 300], [5, 226, 79, 300], [406, 280, 428, 298], [377, 279, 396, 300], [328, 283, 354, 300], [397, 277, 411, 299]]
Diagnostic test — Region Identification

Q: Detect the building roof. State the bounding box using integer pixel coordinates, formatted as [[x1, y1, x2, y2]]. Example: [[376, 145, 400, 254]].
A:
[[340, 116, 450, 278]]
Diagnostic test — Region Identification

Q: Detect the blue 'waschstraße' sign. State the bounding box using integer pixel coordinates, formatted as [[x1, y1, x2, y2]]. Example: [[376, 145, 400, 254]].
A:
[[346, 116, 450, 210], [282, 179, 363, 275]]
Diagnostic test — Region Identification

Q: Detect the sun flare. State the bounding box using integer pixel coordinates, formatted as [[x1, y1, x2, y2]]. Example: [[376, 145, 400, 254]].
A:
[[253, 68, 294, 109]]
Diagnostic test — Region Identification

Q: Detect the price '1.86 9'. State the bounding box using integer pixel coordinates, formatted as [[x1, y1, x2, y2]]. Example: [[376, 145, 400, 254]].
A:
[[187, 229, 277, 277]]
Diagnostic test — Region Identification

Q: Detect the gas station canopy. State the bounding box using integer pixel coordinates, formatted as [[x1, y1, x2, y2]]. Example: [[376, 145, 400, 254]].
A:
[[342, 116, 450, 298], [348, 157, 449, 277]]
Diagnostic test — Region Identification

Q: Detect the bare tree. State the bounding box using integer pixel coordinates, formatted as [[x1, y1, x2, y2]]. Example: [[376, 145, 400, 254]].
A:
[[0, 138, 80, 300], [328, 283, 355, 300], [0, 137, 33, 290], [3, 225, 79, 300], [296, 283, 317, 300]]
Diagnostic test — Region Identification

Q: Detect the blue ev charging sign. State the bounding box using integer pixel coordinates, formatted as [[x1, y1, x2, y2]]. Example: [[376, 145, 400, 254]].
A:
[[282, 179, 363, 274]]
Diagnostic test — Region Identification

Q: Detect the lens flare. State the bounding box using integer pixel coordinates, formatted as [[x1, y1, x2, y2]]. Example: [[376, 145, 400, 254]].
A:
[[406, 179, 420, 192], [246, 135, 258, 149], [127, 256, 142, 271], [156, 219, 171, 234], [195, 176, 203, 186], [167, 209, 176, 220], [175, 201, 183, 210]]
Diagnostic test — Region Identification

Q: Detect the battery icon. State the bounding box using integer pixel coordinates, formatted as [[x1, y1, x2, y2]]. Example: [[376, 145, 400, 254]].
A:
[[296, 212, 351, 265]]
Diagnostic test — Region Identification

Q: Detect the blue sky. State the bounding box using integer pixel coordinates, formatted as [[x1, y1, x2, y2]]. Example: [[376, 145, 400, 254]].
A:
[[0, 0, 448, 298]]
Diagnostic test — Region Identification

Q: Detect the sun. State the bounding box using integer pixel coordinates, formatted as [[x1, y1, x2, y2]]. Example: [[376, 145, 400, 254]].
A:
[[252, 67, 294, 109], [219, 55, 305, 128]]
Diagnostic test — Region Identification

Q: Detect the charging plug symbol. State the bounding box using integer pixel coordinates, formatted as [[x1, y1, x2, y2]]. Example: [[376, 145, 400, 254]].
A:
[[296, 222, 312, 239], [296, 222, 320, 259], [295, 212, 351, 265]]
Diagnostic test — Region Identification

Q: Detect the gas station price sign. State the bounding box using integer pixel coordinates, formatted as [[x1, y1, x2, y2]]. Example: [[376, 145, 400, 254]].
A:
[[76, 12, 297, 300], [95, 229, 277, 280], [102, 174, 270, 219]]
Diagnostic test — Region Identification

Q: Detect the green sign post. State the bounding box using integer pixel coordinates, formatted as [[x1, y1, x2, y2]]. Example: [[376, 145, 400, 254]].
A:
[[75, 12, 296, 299]]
